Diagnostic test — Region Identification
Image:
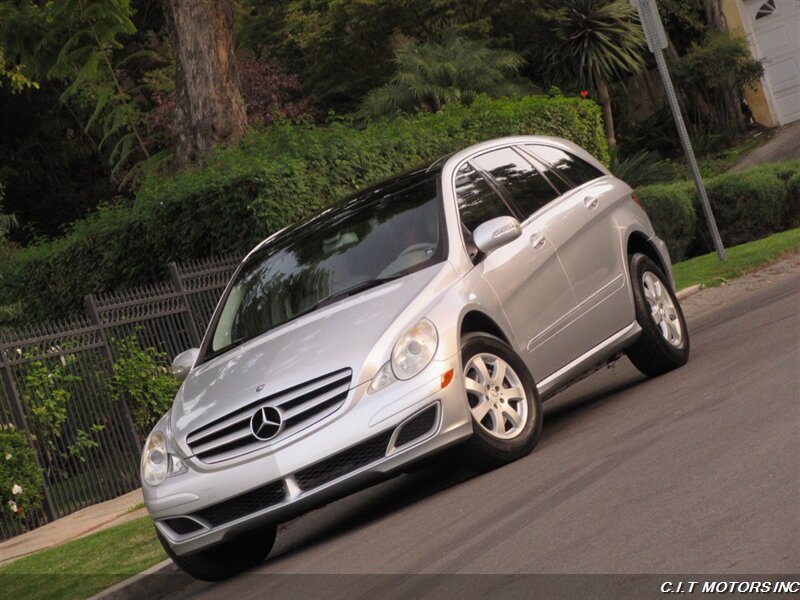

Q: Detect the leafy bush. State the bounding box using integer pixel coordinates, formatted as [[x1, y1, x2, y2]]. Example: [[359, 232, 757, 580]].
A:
[[108, 336, 180, 434], [0, 427, 43, 519], [671, 32, 763, 136], [746, 160, 800, 183], [787, 172, 800, 228], [636, 182, 697, 261], [635, 161, 800, 261], [693, 169, 786, 252], [16, 355, 105, 477], [0, 95, 607, 321]]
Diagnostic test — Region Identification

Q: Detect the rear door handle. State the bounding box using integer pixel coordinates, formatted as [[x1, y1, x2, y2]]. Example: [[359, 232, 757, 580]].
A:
[[530, 233, 546, 249], [584, 196, 599, 209]]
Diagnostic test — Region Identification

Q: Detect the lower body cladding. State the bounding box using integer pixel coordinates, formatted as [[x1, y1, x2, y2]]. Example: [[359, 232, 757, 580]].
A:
[[149, 364, 473, 556]]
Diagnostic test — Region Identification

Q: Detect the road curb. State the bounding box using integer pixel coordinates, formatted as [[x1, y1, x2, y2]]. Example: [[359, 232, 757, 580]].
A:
[[88, 559, 192, 600], [676, 283, 704, 300]]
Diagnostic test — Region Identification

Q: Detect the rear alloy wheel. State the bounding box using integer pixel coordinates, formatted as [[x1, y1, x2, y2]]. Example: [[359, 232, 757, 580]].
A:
[[157, 522, 277, 581], [625, 253, 690, 377], [461, 333, 542, 469]]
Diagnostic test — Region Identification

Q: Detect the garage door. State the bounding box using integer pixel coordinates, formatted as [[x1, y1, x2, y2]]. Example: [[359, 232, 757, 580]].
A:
[[747, 0, 800, 124]]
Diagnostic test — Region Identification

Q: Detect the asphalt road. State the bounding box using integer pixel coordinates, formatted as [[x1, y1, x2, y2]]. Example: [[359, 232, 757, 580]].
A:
[[170, 270, 800, 599]]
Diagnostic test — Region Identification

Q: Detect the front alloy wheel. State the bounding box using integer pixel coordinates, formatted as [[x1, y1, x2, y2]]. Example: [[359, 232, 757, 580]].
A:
[[464, 353, 529, 440], [461, 333, 542, 469]]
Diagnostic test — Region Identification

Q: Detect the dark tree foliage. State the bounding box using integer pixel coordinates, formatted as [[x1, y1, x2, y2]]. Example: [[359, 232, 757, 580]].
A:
[[0, 83, 116, 242], [235, 0, 549, 114], [671, 32, 763, 135]]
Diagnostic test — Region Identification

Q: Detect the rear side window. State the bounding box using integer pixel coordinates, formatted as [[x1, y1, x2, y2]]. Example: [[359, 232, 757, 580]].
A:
[[455, 165, 512, 232], [472, 148, 559, 218], [526, 145, 604, 187]]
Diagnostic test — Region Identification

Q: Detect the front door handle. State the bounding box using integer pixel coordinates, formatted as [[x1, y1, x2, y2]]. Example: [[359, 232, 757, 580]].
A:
[[530, 233, 546, 249], [584, 196, 599, 209]]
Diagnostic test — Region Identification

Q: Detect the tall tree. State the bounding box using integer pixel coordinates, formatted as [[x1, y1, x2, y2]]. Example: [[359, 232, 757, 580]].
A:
[[539, 0, 646, 149], [702, 0, 727, 32], [165, 0, 246, 166]]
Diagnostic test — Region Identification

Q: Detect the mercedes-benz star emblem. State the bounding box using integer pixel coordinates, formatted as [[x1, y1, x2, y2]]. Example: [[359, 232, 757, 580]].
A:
[[250, 406, 282, 441]]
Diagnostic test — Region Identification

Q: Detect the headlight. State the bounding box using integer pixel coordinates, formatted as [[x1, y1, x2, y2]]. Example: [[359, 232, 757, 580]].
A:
[[369, 319, 439, 393], [141, 430, 186, 486], [392, 319, 438, 380]]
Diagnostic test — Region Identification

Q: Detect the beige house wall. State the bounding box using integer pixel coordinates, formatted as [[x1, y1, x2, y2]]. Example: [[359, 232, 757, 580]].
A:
[[722, 0, 776, 127]]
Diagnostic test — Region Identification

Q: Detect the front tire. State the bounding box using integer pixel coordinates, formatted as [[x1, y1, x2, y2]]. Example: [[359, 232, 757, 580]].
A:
[[625, 253, 690, 377], [157, 523, 277, 581], [461, 333, 542, 469]]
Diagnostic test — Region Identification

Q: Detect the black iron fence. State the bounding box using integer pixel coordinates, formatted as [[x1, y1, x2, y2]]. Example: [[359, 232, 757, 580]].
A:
[[0, 254, 241, 539]]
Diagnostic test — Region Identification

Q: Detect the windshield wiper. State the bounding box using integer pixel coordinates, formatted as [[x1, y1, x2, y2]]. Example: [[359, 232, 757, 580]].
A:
[[293, 274, 405, 318]]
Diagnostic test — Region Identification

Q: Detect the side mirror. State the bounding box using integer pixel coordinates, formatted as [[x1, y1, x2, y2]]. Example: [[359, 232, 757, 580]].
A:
[[472, 216, 522, 255], [172, 348, 200, 381]]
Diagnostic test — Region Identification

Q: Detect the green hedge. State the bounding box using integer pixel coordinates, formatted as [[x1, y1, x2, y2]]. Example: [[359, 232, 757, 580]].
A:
[[693, 169, 787, 252], [636, 182, 696, 262], [0, 95, 607, 321], [638, 161, 800, 260], [787, 172, 800, 228]]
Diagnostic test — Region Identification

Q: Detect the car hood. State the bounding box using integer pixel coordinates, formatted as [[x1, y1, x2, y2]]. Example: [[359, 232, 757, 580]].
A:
[[169, 264, 449, 447]]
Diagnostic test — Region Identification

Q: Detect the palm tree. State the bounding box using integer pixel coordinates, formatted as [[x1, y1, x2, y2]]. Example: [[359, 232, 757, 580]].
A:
[[540, 0, 646, 149], [359, 33, 531, 119]]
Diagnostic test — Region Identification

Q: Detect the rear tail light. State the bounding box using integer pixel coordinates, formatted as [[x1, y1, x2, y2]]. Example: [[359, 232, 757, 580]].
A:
[[631, 192, 644, 210]]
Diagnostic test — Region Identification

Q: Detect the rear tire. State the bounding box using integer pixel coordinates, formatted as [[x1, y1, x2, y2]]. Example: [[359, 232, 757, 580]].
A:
[[157, 523, 277, 581], [625, 253, 690, 377], [460, 333, 542, 470]]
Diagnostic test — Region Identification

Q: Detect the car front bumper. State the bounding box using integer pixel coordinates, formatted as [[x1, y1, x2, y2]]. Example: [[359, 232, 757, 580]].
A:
[[145, 356, 472, 556]]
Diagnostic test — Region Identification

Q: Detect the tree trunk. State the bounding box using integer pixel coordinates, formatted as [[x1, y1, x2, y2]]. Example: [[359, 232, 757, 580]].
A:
[[703, 0, 728, 32], [593, 67, 617, 150], [166, 0, 247, 167]]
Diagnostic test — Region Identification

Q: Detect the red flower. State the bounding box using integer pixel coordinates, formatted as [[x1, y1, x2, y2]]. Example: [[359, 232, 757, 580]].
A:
[[579, 90, 589, 99]]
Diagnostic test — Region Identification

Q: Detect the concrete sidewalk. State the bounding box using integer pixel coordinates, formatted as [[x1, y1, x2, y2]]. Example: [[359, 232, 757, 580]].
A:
[[0, 489, 147, 565]]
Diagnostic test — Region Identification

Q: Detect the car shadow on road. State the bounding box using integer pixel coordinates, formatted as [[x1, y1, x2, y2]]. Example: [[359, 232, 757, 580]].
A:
[[261, 367, 648, 570], [265, 452, 477, 564], [541, 368, 647, 436]]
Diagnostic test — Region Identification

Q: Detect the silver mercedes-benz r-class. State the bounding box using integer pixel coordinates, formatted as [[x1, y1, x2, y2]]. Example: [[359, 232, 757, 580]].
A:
[[142, 136, 689, 580]]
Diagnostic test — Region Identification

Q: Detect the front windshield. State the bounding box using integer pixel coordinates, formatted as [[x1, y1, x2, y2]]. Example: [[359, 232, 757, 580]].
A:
[[207, 165, 444, 357]]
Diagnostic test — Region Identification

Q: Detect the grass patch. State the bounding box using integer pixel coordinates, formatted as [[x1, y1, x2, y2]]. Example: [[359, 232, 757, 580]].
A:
[[673, 227, 800, 290], [0, 516, 165, 600], [126, 502, 146, 513]]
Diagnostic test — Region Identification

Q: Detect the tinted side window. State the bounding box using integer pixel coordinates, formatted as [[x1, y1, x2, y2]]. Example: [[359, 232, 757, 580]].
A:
[[527, 145, 604, 187], [526, 156, 572, 196], [455, 165, 512, 232], [472, 147, 559, 218]]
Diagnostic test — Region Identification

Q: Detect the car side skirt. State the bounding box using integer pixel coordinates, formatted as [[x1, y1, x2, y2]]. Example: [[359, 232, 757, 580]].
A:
[[537, 321, 642, 400]]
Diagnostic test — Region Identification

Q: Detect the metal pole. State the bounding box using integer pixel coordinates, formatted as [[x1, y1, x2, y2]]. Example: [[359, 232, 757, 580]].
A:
[[634, 0, 726, 261]]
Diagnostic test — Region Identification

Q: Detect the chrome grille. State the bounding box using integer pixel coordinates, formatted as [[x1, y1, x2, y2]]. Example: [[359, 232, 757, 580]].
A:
[[186, 369, 352, 463]]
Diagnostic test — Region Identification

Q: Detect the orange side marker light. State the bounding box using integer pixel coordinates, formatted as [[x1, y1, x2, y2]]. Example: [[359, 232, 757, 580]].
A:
[[440, 368, 454, 389]]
